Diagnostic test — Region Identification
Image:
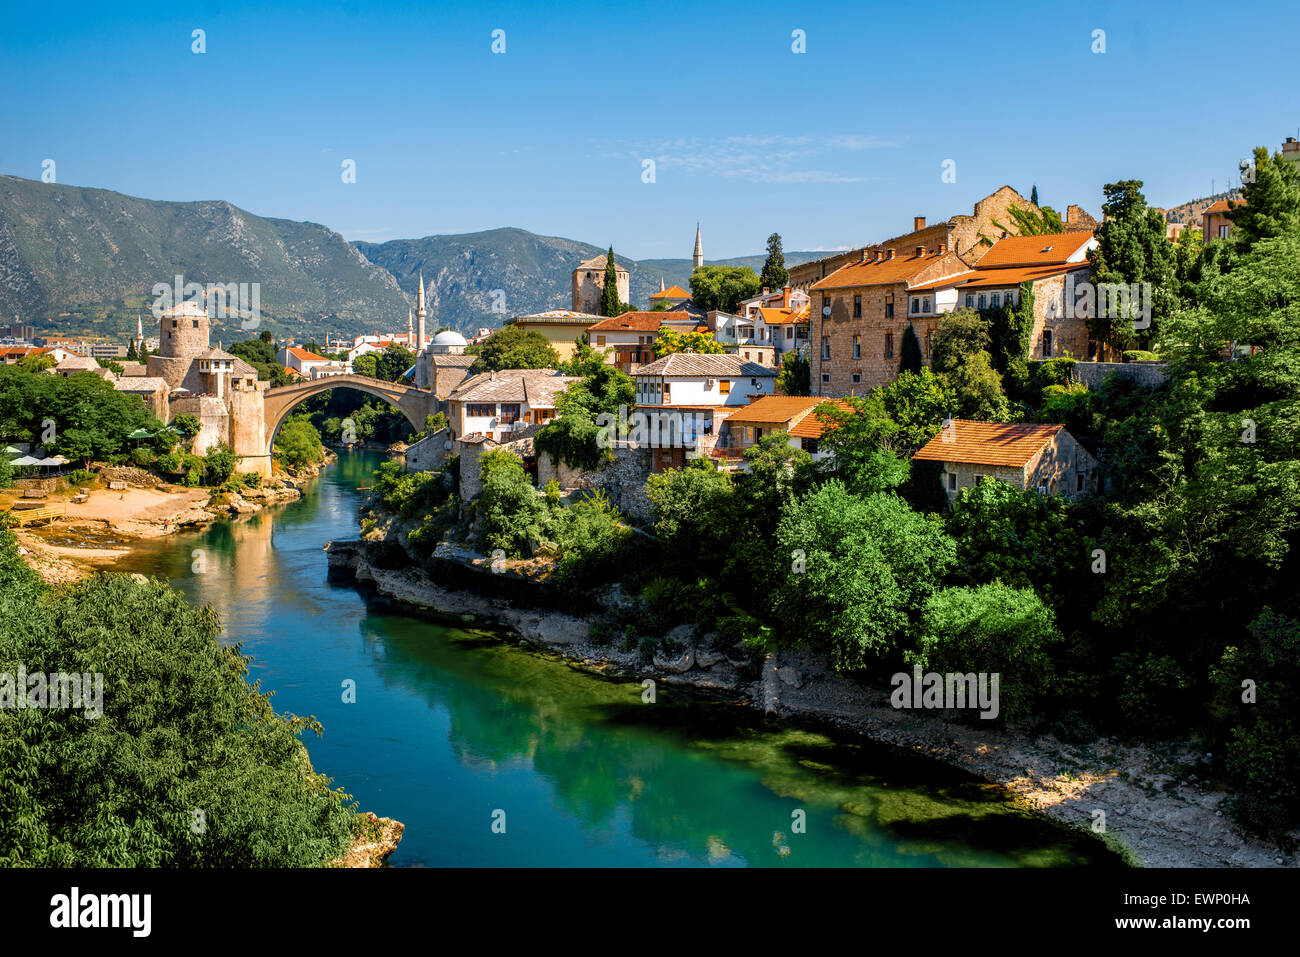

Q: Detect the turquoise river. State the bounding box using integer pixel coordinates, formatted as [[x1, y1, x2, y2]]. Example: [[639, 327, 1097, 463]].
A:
[[107, 450, 1122, 868]]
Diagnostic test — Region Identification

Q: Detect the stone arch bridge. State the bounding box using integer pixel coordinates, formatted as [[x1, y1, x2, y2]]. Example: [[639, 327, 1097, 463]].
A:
[[263, 374, 437, 456]]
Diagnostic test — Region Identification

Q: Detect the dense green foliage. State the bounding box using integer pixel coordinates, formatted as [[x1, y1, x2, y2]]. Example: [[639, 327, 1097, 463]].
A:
[[776, 350, 810, 396], [760, 232, 788, 290], [468, 323, 559, 374], [273, 416, 324, 470], [688, 265, 762, 313], [652, 327, 725, 356], [0, 527, 358, 866]]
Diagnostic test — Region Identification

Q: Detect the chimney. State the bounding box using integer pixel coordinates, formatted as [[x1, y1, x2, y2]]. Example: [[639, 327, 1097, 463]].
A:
[[937, 242, 947, 254], [861, 248, 872, 264], [913, 216, 926, 232], [886, 249, 896, 260], [915, 246, 925, 257]]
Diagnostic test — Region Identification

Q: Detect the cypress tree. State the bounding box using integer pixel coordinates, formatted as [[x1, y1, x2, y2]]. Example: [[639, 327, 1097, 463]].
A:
[[760, 232, 789, 289], [1030, 184, 1039, 206], [899, 323, 923, 374], [600, 246, 621, 317]]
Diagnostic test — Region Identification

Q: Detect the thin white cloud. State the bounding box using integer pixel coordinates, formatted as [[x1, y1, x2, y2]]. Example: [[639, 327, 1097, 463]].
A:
[[603, 134, 898, 184]]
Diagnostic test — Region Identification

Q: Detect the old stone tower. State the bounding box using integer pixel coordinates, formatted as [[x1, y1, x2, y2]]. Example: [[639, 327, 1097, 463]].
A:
[[571, 253, 629, 314], [146, 301, 270, 476]]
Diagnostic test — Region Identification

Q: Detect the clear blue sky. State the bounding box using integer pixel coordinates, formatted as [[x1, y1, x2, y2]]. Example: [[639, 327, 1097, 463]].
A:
[[3, 0, 1297, 259]]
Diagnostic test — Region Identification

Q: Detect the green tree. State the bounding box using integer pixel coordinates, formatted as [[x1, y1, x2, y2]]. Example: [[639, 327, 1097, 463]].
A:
[[469, 323, 559, 374], [688, 265, 762, 313], [652, 327, 725, 357], [773, 481, 955, 670], [931, 309, 1008, 419], [1086, 179, 1179, 351], [351, 353, 379, 378], [274, 417, 323, 470], [477, 449, 546, 556], [0, 527, 358, 866], [776, 350, 810, 396], [374, 344, 416, 382], [813, 395, 910, 495], [1030, 184, 1039, 206], [876, 368, 957, 455], [1228, 146, 1300, 254], [898, 323, 923, 373], [910, 583, 1062, 720], [601, 246, 622, 317], [760, 233, 789, 290]]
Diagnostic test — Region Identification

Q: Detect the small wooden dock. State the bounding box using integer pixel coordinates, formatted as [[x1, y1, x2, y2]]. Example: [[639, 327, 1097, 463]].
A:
[[4, 504, 66, 526]]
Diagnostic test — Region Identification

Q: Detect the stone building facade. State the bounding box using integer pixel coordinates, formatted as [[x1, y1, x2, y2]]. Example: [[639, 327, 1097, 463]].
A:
[[144, 302, 271, 476], [572, 254, 629, 314]]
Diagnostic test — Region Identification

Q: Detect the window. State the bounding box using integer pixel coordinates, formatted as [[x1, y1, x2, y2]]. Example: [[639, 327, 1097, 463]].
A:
[[192, 320, 199, 329], [801, 437, 819, 454], [498, 403, 521, 424], [911, 298, 920, 315], [744, 427, 754, 442], [923, 296, 932, 313], [884, 331, 894, 358], [852, 334, 861, 359], [925, 330, 933, 355], [821, 295, 830, 315], [1076, 473, 1085, 493], [1042, 328, 1053, 358], [853, 295, 862, 318], [1006, 290, 1017, 305], [1219, 225, 1229, 238], [991, 293, 1001, 308], [884, 293, 894, 318], [947, 472, 958, 491], [821, 336, 830, 359], [172, 320, 178, 328], [851, 372, 861, 384], [786, 327, 793, 340], [978, 293, 987, 309], [720, 379, 731, 394], [966, 294, 975, 308], [467, 403, 495, 418], [596, 335, 606, 346], [973, 473, 984, 484], [821, 372, 830, 384]]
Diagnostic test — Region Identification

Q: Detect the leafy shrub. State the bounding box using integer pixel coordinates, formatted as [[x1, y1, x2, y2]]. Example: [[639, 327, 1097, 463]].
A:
[[156, 451, 182, 474], [477, 450, 546, 556], [129, 446, 157, 468], [0, 527, 358, 865], [910, 583, 1061, 721]]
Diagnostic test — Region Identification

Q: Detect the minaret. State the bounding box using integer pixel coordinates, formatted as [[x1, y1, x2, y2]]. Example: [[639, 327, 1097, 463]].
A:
[[407, 309, 414, 348], [416, 270, 427, 353], [134, 314, 144, 356], [659, 275, 665, 292], [692, 223, 703, 271]]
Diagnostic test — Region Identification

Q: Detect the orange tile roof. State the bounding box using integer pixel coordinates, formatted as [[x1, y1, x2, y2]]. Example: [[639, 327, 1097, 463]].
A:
[[724, 395, 825, 424], [788, 401, 854, 439], [587, 312, 665, 332], [973, 231, 1094, 268], [910, 261, 1090, 292], [911, 419, 1064, 468], [287, 346, 328, 361], [758, 307, 810, 325], [650, 285, 691, 299], [809, 252, 950, 291], [1204, 199, 1246, 215]]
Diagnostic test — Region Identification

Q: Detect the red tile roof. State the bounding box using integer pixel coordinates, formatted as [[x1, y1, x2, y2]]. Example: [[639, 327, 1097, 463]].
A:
[[724, 395, 825, 424], [287, 346, 328, 361], [1204, 199, 1246, 215], [911, 261, 1091, 292], [911, 419, 1064, 468], [587, 312, 665, 332]]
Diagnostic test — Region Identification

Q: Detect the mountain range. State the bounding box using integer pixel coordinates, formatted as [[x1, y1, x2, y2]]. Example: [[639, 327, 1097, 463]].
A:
[[0, 175, 827, 343]]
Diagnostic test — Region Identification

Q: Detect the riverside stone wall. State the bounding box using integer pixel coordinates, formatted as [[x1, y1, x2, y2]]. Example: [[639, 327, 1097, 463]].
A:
[[1072, 361, 1168, 390], [536, 445, 654, 521]]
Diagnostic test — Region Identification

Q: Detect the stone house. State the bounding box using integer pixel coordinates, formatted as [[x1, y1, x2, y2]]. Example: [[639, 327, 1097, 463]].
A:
[[911, 419, 1098, 504], [587, 311, 663, 373], [1203, 198, 1244, 243], [633, 352, 777, 470], [714, 395, 847, 466], [809, 245, 970, 395], [911, 231, 1108, 362], [278, 346, 332, 377], [572, 253, 629, 315], [447, 369, 580, 444]]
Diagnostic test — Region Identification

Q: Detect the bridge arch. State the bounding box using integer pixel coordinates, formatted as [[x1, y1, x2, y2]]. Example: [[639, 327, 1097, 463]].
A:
[[262, 374, 434, 458]]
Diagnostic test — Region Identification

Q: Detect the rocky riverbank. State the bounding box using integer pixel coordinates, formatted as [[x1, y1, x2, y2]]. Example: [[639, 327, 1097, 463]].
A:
[[327, 536, 1297, 870]]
